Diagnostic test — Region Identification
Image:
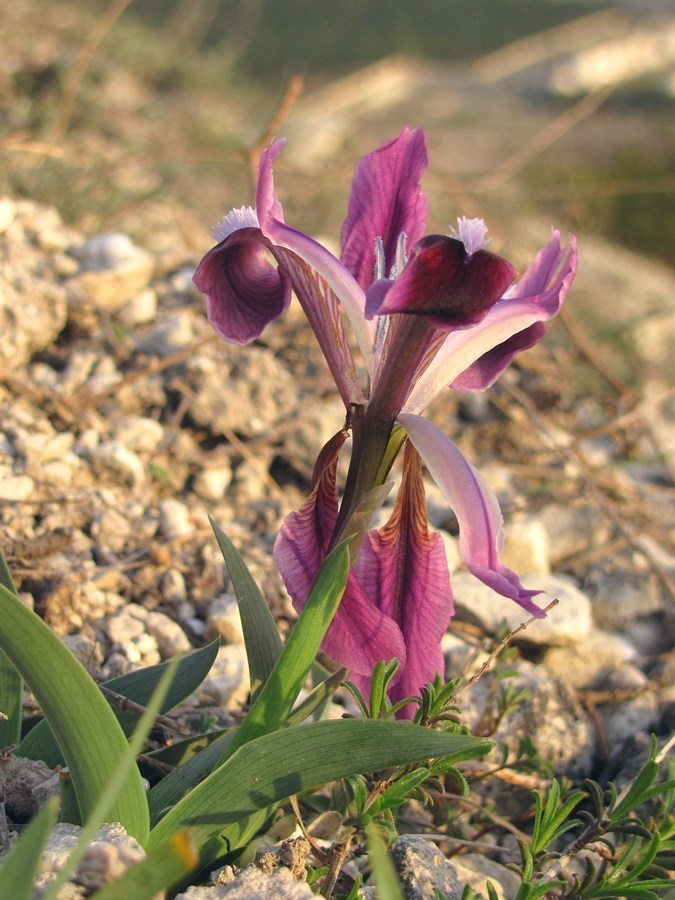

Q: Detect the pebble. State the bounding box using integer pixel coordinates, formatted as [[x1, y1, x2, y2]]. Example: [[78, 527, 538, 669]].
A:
[[501, 513, 551, 577], [67, 232, 155, 314], [0, 197, 16, 233], [176, 866, 315, 899], [452, 854, 520, 900], [88, 440, 147, 486], [161, 567, 188, 604], [585, 566, 666, 632], [61, 633, 103, 676], [390, 835, 462, 899], [145, 610, 192, 658], [205, 593, 245, 644], [186, 346, 300, 437], [33, 823, 145, 895], [118, 286, 158, 326], [451, 572, 592, 646], [194, 644, 249, 709], [91, 507, 134, 554], [107, 607, 146, 644], [543, 629, 636, 688], [193, 466, 233, 501], [538, 502, 611, 564], [113, 415, 165, 454], [460, 661, 595, 780], [0, 474, 35, 501], [158, 498, 192, 539], [593, 664, 660, 748], [135, 309, 196, 357]]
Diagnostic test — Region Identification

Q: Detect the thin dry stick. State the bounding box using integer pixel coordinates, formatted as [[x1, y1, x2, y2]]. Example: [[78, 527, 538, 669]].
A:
[[0, 135, 66, 159], [453, 599, 559, 702], [289, 795, 329, 863], [99, 685, 190, 736], [455, 793, 532, 843], [49, 0, 134, 148], [245, 74, 305, 187], [320, 833, 352, 899], [464, 762, 550, 793], [475, 84, 615, 195]]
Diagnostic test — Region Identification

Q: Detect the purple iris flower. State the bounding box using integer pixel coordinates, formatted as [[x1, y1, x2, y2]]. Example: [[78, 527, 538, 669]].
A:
[[194, 127, 577, 715]]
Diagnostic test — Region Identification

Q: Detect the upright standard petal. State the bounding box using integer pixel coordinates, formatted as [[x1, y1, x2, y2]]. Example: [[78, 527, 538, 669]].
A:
[[274, 431, 406, 681], [398, 414, 545, 617], [402, 232, 577, 413], [354, 443, 454, 716], [256, 141, 376, 372], [193, 227, 292, 344], [340, 127, 429, 290]]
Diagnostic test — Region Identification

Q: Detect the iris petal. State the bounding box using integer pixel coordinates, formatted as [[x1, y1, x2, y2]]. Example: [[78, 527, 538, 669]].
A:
[[398, 413, 545, 617], [354, 443, 453, 716], [403, 231, 578, 412], [274, 431, 406, 681], [372, 235, 517, 327], [193, 227, 291, 344], [340, 126, 429, 291]]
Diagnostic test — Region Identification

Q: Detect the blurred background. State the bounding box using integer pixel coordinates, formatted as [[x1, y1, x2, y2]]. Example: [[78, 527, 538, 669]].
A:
[[2, 0, 674, 267]]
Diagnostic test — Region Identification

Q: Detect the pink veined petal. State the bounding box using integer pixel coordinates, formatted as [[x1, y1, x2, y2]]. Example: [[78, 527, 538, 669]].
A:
[[320, 572, 407, 682], [193, 227, 292, 344], [355, 443, 454, 717], [274, 431, 347, 603], [402, 232, 577, 412], [398, 414, 545, 618], [273, 431, 406, 679], [256, 141, 375, 373], [340, 127, 429, 291]]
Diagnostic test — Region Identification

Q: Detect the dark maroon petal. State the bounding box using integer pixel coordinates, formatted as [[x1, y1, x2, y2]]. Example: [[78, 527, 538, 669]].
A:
[[194, 227, 291, 344], [340, 127, 428, 290], [375, 235, 517, 327]]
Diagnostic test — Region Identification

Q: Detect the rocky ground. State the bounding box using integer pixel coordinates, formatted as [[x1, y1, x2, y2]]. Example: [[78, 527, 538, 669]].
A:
[[1, 2, 674, 897]]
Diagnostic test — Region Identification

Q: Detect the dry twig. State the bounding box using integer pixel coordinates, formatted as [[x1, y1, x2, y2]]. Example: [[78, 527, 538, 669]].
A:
[[453, 598, 559, 702]]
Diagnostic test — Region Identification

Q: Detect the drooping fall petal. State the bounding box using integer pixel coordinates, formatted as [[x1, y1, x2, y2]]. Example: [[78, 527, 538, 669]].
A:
[[193, 227, 292, 344], [340, 127, 428, 290], [398, 414, 545, 617], [274, 431, 406, 681], [402, 231, 577, 413], [354, 442, 453, 716]]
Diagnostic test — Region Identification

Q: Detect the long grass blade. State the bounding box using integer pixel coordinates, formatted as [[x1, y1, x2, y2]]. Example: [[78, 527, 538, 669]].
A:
[[19, 640, 219, 766], [40, 656, 180, 900], [0, 583, 149, 843], [0, 797, 59, 900], [209, 518, 282, 698], [0, 552, 23, 748], [148, 718, 492, 866]]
